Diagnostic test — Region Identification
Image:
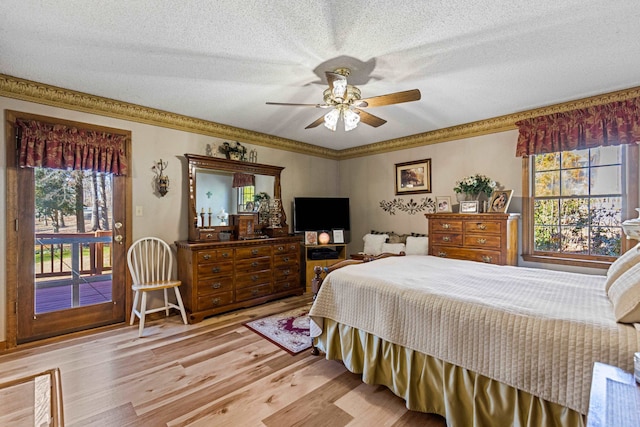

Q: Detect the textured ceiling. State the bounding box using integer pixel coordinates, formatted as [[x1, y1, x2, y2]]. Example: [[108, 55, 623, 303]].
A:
[[1, 1, 640, 151]]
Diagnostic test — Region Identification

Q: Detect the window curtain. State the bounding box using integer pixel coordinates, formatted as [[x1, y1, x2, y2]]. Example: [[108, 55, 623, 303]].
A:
[[515, 97, 640, 157], [16, 119, 128, 175], [232, 172, 255, 188]]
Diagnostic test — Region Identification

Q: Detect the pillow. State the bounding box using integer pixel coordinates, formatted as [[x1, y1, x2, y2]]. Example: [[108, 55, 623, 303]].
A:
[[381, 242, 406, 255], [363, 233, 389, 255], [607, 261, 640, 323], [411, 232, 428, 237], [605, 243, 640, 292], [388, 233, 409, 244], [405, 236, 429, 255], [371, 230, 392, 236]]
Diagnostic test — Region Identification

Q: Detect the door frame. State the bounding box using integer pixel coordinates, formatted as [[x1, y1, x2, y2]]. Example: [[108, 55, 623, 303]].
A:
[[4, 110, 132, 349]]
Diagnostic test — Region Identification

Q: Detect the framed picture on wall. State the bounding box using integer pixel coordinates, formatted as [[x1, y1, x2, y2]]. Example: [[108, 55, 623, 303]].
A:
[[488, 190, 513, 213], [304, 231, 318, 245], [395, 159, 432, 195], [436, 196, 452, 213]]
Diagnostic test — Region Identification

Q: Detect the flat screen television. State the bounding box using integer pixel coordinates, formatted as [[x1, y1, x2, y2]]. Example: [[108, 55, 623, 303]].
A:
[[293, 197, 350, 242]]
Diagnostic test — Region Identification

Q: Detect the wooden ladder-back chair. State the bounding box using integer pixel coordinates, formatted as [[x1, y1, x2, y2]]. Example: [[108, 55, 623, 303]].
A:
[[127, 237, 188, 337]]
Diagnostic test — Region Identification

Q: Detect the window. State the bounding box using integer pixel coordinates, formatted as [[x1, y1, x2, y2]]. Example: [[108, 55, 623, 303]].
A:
[[524, 144, 638, 267], [238, 185, 255, 211]]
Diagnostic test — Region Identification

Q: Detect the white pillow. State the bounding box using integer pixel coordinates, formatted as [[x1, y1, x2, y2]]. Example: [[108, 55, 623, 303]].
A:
[[381, 242, 405, 255], [607, 261, 640, 323], [405, 236, 429, 255], [363, 233, 389, 256], [605, 243, 640, 292]]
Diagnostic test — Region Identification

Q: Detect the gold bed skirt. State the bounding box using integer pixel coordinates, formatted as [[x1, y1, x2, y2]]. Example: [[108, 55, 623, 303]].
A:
[[315, 319, 585, 427]]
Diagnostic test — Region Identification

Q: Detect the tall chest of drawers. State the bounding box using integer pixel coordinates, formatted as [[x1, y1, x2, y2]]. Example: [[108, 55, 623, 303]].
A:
[[176, 236, 302, 323], [424, 213, 519, 265]]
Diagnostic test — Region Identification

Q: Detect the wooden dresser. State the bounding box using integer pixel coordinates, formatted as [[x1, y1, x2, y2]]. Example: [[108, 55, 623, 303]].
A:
[[425, 213, 519, 265], [176, 236, 302, 323]]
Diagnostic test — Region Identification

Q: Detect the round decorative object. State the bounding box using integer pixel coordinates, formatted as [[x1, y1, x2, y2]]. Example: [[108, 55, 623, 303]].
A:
[[318, 232, 331, 245], [622, 208, 640, 240]]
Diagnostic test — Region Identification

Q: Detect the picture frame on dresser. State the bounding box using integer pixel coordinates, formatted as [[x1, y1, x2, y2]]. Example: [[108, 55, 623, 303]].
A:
[[436, 196, 452, 213], [460, 200, 479, 213], [488, 190, 513, 213]]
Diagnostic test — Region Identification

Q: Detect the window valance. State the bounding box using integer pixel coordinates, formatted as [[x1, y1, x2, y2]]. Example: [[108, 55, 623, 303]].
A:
[[16, 119, 129, 175], [515, 97, 640, 157], [232, 172, 255, 188]]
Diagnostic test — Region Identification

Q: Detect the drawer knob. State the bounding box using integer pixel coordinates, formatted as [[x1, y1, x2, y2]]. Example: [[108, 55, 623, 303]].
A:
[[203, 254, 211, 260], [251, 261, 258, 267], [211, 297, 220, 305], [251, 275, 259, 281], [206, 233, 213, 238], [481, 255, 492, 263], [211, 266, 220, 273], [477, 238, 487, 244], [222, 252, 229, 258], [289, 245, 296, 250], [277, 246, 284, 251], [283, 256, 290, 262], [437, 252, 447, 257], [441, 223, 451, 229], [476, 224, 487, 230], [283, 269, 290, 275], [251, 289, 259, 296], [442, 236, 450, 242], [283, 282, 290, 289], [251, 249, 259, 255], [211, 282, 221, 289]]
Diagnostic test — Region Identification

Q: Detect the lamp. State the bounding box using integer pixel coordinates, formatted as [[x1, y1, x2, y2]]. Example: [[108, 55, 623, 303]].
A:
[[324, 106, 360, 132], [622, 208, 640, 240]]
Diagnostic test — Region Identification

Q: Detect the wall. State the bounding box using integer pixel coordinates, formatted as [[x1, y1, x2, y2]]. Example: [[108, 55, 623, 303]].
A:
[[340, 131, 523, 256], [0, 96, 340, 343]]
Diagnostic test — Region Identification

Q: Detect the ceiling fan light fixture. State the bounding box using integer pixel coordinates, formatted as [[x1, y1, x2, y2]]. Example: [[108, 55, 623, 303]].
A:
[[324, 109, 340, 131], [332, 79, 347, 100], [343, 109, 360, 131]]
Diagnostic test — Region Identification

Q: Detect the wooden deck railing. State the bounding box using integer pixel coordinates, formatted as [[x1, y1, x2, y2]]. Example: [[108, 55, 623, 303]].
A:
[[35, 232, 113, 279]]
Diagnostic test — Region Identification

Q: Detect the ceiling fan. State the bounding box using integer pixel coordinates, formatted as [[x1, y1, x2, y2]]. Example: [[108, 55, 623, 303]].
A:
[[266, 68, 421, 132]]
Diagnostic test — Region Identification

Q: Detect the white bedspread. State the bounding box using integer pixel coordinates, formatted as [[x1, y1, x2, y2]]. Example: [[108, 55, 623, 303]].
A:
[[309, 255, 640, 414]]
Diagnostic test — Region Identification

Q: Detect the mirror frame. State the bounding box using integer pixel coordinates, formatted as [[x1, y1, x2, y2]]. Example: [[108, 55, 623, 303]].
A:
[[185, 153, 286, 242]]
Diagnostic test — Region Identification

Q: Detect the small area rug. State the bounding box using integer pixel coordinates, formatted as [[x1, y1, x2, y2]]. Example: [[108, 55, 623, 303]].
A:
[[244, 306, 311, 354]]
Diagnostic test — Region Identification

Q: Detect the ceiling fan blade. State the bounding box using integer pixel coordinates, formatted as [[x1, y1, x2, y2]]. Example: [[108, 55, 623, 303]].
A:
[[305, 115, 326, 129], [356, 89, 421, 108], [354, 109, 387, 127], [266, 102, 331, 108], [325, 71, 347, 99]]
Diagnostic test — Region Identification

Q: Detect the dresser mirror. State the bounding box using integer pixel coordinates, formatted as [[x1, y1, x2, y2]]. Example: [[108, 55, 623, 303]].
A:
[[185, 153, 287, 241]]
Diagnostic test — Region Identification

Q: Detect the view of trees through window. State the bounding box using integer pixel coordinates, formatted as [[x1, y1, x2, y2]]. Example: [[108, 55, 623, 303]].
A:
[[35, 168, 112, 234], [532, 146, 623, 257], [238, 185, 255, 211]]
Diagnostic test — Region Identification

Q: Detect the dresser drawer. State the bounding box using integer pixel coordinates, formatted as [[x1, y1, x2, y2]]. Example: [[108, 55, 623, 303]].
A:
[[236, 256, 271, 272], [196, 262, 234, 277], [236, 283, 272, 302], [196, 276, 234, 297], [197, 291, 234, 311], [235, 270, 272, 289], [274, 252, 298, 267], [274, 266, 298, 281], [273, 242, 299, 255], [463, 234, 501, 249], [431, 246, 502, 264], [274, 279, 299, 293], [463, 220, 502, 234], [235, 245, 272, 259], [430, 219, 463, 233], [431, 233, 462, 246], [196, 248, 232, 264]]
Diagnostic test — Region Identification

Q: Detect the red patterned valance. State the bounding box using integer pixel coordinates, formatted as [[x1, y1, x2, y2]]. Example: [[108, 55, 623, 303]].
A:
[[232, 172, 255, 188], [515, 98, 640, 157], [16, 119, 129, 175]]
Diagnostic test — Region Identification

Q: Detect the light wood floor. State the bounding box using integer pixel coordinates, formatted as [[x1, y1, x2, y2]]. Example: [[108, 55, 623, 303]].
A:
[[0, 295, 447, 426]]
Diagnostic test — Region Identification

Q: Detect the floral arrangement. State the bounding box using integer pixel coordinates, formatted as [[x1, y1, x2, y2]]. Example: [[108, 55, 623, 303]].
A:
[[453, 174, 496, 195], [218, 141, 247, 160], [254, 191, 271, 203]]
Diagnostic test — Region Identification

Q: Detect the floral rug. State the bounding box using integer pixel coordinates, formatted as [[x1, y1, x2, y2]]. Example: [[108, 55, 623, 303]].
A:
[[244, 306, 311, 355]]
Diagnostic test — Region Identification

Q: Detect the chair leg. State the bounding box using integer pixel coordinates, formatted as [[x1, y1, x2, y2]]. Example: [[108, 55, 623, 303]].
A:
[[164, 288, 169, 316], [138, 292, 148, 338], [174, 287, 188, 325], [130, 290, 139, 325]]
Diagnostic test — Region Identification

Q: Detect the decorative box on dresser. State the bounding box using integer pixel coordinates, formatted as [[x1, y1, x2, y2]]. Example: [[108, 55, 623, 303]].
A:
[[176, 237, 301, 324], [425, 212, 519, 265]]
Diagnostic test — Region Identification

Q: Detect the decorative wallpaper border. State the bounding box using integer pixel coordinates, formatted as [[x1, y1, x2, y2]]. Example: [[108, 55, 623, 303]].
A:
[[2, 74, 639, 160]]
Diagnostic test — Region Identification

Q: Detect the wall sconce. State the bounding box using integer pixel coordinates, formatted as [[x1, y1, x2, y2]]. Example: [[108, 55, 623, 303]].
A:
[[152, 159, 170, 197]]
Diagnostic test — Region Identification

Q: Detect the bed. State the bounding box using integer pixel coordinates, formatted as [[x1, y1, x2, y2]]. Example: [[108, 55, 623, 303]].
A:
[[308, 254, 640, 426]]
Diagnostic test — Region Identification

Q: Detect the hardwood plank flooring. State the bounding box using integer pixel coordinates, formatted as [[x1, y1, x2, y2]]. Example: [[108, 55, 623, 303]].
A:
[[0, 295, 446, 426]]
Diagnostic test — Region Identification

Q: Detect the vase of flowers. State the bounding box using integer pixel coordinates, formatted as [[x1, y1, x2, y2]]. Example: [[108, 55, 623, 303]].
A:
[[453, 174, 497, 212]]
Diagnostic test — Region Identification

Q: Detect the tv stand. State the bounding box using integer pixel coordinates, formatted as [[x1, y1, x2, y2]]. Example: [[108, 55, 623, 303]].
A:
[[303, 244, 346, 293]]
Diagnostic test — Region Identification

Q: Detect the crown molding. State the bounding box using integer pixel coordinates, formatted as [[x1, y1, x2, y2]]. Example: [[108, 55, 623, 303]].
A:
[[2, 74, 639, 161], [0, 74, 340, 160]]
